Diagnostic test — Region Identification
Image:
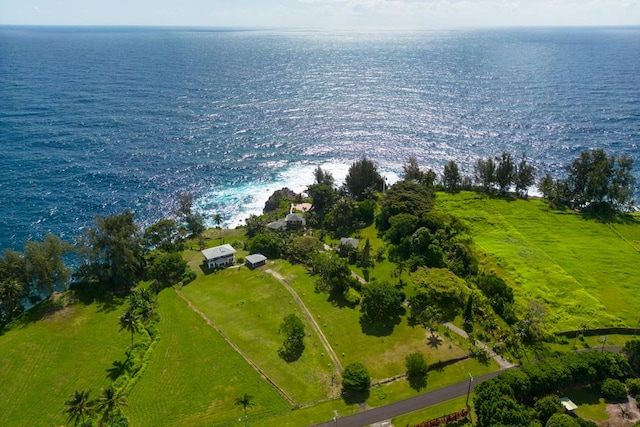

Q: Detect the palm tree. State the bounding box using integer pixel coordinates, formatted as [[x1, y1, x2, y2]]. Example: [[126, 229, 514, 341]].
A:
[[214, 213, 223, 244], [234, 393, 255, 427], [118, 307, 140, 347], [64, 389, 94, 426], [97, 386, 128, 426]]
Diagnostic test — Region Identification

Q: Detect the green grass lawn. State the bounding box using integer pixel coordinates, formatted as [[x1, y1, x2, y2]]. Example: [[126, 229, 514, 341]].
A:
[[435, 191, 640, 331], [0, 293, 130, 427], [392, 395, 471, 427], [564, 385, 609, 421], [178, 264, 333, 405], [126, 288, 290, 426], [272, 261, 477, 381]]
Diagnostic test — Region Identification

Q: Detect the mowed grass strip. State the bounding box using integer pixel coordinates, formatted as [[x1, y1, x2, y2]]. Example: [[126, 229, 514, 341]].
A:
[[0, 294, 129, 427], [178, 264, 333, 404], [126, 288, 290, 427], [272, 262, 471, 381], [435, 191, 640, 330]]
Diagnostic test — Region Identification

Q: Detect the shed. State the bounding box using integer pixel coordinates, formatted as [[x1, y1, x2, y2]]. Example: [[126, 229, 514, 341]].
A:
[[285, 213, 306, 228], [340, 237, 360, 248], [267, 220, 287, 231], [201, 244, 236, 269], [560, 397, 578, 412], [245, 253, 267, 269]]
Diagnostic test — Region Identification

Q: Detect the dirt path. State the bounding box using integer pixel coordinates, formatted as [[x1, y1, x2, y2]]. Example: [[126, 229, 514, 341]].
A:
[[266, 268, 344, 376], [444, 322, 517, 370], [174, 288, 296, 406]]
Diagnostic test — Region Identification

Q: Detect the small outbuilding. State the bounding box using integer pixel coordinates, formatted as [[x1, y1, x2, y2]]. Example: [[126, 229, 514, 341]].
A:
[[201, 244, 236, 269], [340, 237, 360, 248], [560, 397, 578, 412], [267, 220, 287, 231], [285, 213, 306, 228], [245, 253, 267, 269]]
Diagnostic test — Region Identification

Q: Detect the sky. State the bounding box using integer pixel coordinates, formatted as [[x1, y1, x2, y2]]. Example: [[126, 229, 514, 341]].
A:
[[0, 0, 639, 29]]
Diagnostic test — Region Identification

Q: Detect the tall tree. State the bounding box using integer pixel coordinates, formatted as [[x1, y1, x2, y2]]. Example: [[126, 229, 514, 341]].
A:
[[234, 394, 255, 427], [96, 386, 128, 425], [0, 279, 25, 325], [306, 183, 336, 226], [344, 158, 384, 201], [515, 155, 536, 198], [76, 211, 144, 292], [176, 192, 193, 219], [360, 281, 404, 322], [143, 219, 182, 252], [313, 166, 335, 187], [442, 160, 462, 193], [64, 389, 94, 427], [119, 306, 141, 347], [495, 151, 515, 194], [185, 213, 205, 237], [214, 214, 223, 243], [278, 313, 306, 361], [147, 252, 187, 290], [474, 157, 496, 192], [24, 233, 71, 295], [403, 156, 424, 183]]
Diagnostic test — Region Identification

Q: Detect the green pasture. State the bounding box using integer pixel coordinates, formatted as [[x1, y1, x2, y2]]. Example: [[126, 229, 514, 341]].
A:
[[272, 261, 476, 381], [0, 293, 129, 427], [178, 264, 333, 404], [435, 192, 640, 331], [564, 385, 609, 421], [126, 288, 290, 426]]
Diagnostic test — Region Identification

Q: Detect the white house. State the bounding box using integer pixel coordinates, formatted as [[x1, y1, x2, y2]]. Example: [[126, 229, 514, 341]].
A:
[[201, 244, 236, 269]]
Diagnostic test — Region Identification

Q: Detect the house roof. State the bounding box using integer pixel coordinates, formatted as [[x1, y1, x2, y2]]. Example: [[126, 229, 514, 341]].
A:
[[201, 244, 236, 260], [246, 254, 267, 265], [267, 220, 287, 230], [560, 397, 578, 411], [286, 213, 305, 222], [340, 237, 360, 248]]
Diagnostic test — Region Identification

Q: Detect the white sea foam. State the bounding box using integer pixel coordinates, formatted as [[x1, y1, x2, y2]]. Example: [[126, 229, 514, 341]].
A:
[[195, 161, 400, 229]]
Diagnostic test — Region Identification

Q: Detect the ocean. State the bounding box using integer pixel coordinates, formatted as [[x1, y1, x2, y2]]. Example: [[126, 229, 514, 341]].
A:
[[1, 26, 639, 251]]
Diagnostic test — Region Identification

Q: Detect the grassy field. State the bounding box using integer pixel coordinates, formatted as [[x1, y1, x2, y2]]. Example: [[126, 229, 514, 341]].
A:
[[272, 261, 478, 380], [435, 191, 640, 331], [126, 288, 291, 426], [0, 293, 130, 427], [178, 261, 334, 404], [392, 395, 471, 426]]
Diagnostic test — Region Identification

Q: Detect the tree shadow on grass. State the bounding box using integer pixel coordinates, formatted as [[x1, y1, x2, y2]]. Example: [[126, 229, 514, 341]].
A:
[[342, 389, 370, 405], [106, 359, 127, 381], [408, 374, 428, 391], [359, 311, 403, 337], [564, 384, 602, 405]]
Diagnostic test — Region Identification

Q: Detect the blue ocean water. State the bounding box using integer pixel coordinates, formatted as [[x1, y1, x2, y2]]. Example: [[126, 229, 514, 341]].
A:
[[1, 26, 639, 250]]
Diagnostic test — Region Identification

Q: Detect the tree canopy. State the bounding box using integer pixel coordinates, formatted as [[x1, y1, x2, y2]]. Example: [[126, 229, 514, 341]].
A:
[[344, 158, 384, 201]]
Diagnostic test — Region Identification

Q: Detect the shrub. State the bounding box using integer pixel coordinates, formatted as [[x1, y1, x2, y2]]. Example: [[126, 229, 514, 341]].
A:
[[534, 395, 563, 425], [546, 413, 580, 427], [343, 287, 361, 306], [342, 362, 371, 393], [405, 352, 428, 390], [601, 378, 627, 401], [626, 378, 640, 395], [181, 268, 196, 284]]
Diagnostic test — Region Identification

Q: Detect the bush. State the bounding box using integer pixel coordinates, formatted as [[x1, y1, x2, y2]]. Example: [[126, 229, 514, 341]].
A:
[[181, 268, 196, 284], [405, 352, 428, 390], [601, 378, 627, 401], [342, 362, 371, 393], [343, 287, 361, 306], [534, 395, 563, 425], [546, 413, 580, 427], [627, 378, 640, 394]]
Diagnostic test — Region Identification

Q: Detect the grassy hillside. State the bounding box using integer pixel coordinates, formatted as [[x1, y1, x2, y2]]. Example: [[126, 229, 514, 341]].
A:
[[126, 288, 291, 426], [0, 293, 129, 426], [435, 191, 640, 331]]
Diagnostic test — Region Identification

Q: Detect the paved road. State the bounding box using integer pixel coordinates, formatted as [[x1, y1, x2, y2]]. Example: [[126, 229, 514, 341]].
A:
[[309, 371, 502, 427]]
